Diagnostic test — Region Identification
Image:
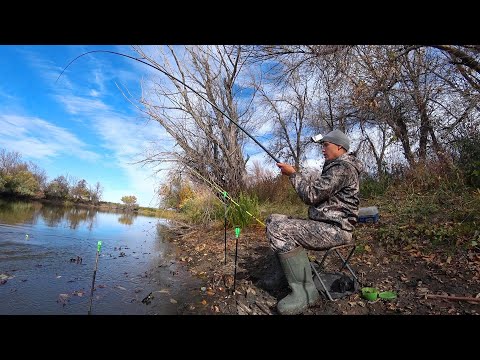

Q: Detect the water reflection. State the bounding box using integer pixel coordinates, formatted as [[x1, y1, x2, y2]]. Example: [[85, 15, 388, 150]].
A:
[[0, 200, 42, 225], [118, 212, 136, 226], [0, 199, 100, 230], [0, 200, 201, 315]]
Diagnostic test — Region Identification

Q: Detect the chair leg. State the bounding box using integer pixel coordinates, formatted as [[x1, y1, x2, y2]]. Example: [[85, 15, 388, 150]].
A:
[[311, 244, 361, 300], [334, 247, 362, 286], [310, 262, 334, 301]]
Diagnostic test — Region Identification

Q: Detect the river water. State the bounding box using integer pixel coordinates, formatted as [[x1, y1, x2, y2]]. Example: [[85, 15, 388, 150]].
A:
[[0, 200, 201, 315]]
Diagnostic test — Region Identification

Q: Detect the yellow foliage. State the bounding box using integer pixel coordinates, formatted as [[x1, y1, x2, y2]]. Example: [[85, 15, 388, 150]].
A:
[[178, 183, 194, 208]]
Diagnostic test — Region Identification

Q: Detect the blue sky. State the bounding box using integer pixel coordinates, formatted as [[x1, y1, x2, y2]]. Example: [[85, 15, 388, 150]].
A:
[[0, 45, 172, 207], [0, 45, 328, 207]]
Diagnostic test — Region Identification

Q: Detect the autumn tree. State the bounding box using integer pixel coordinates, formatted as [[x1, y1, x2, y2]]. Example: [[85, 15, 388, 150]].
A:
[[0, 149, 41, 196], [71, 179, 89, 202], [121, 195, 138, 210], [45, 175, 70, 199]]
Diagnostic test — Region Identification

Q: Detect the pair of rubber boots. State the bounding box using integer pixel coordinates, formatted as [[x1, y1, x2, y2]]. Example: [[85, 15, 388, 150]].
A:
[[277, 246, 320, 315]]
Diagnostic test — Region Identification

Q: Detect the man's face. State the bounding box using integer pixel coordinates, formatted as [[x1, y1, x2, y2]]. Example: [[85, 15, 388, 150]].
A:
[[321, 142, 345, 161]]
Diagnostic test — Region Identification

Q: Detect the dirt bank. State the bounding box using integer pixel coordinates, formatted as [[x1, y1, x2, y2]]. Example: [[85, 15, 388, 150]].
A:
[[162, 223, 480, 315]]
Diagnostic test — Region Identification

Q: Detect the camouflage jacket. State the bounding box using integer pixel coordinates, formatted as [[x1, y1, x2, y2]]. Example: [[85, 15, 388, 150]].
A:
[[289, 153, 363, 231]]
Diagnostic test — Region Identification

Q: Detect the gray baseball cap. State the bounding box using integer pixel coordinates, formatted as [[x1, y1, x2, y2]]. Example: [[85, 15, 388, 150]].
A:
[[320, 129, 350, 152]]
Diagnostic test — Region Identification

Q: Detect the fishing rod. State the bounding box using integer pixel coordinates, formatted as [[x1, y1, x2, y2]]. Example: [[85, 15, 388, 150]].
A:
[[223, 191, 228, 265], [233, 227, 241, 293], [56, 49, 281, 164], [88, 240, 102, 315], [188, 167, 266, 227]]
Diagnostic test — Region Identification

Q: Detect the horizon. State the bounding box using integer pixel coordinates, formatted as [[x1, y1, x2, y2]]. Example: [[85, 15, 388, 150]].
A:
[[0, 45, 174, 207]]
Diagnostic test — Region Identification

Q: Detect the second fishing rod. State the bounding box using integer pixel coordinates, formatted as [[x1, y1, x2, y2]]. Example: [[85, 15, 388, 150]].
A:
[[188, 167, 265, 227]]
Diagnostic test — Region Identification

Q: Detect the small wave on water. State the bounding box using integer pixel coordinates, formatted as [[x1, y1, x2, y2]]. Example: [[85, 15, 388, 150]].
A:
[[0, 201, 200, 315]]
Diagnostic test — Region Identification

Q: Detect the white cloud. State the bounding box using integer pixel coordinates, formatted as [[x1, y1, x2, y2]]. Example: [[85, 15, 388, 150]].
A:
[[0, 114, 100, 161], [89, 89, 100, 97], [246, 152, 278, 174], [92, 114, 175, 207], [54, 94, 109, 115]]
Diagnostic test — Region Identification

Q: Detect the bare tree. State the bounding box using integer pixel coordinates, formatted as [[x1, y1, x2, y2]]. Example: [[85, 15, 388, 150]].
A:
[[402, 45, 480, 93], [89, 181, 103, 204], [255, 70, 315, 169], [134, 45, 256, 195], [0, 149, 22, 174]]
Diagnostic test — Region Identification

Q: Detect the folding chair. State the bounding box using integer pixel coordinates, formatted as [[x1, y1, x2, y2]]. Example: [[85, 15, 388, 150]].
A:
[[310, 243, 361, 301]]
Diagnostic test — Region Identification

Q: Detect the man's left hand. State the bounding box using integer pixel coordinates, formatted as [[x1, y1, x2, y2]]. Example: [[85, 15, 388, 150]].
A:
[[277, 163, 296, 176]]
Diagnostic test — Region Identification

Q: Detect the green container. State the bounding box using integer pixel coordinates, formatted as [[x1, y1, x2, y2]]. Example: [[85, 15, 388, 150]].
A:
[[361, 287, 379, 301], [379, 291, 397, 300]]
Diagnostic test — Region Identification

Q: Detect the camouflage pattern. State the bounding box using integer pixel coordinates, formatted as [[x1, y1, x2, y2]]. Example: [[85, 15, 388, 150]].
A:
[[266, 154, 363, 253]]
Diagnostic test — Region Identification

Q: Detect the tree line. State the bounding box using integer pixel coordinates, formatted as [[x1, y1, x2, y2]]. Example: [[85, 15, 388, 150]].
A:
[[0, 148, 103, 204], [131, 45, 479, 197]]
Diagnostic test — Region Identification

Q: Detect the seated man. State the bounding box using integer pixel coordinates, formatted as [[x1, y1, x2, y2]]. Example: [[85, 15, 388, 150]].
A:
[[266, 129, 363, 315]]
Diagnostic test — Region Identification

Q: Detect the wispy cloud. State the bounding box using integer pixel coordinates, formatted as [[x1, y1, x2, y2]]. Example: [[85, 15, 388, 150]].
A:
[[0, 114, 100, 161], [18, 46, 76, 91], [92, 113, 174, 206], [54, 94, 110, 115]]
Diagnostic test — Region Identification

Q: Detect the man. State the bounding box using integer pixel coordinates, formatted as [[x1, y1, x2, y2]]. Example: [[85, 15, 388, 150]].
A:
[[266, 129, 363, 315]]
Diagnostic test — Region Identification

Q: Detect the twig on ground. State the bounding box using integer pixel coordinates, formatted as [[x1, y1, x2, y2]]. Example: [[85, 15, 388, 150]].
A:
[[425, 294, 480, 302]]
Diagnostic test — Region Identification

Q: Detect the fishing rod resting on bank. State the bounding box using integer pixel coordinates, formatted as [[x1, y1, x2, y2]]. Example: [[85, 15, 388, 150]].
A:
[[56, 49, 280, 164], [223, 191, 228, 265], [188, 167, 266, 227], [187, 167, 266, 293], [88, 240, 102, 315]]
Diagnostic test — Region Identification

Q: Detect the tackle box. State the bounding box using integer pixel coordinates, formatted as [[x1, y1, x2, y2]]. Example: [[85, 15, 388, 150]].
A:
[[358, 206, 379, 223]]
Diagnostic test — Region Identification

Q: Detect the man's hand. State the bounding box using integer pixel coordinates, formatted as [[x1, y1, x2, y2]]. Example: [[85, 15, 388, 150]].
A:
[[277, 163, 296, 176]]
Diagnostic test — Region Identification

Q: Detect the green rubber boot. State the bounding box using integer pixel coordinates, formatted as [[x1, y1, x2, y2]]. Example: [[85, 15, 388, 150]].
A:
[[277, 246, 320, 315]]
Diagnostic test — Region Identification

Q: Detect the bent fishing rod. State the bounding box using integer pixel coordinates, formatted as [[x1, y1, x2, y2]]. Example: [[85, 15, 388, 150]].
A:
[[56, 49, 280, 164]]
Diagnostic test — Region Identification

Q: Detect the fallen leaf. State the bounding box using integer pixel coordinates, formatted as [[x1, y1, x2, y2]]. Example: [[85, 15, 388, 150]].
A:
[[170, 298, 177, 304], [246, 287, 256, 295], [154, 289, 170, 295]]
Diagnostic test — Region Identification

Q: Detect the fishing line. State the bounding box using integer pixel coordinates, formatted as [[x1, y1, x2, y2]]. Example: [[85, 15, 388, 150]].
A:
[[56, 49, 280, 163], [189, 167, 265, 227]]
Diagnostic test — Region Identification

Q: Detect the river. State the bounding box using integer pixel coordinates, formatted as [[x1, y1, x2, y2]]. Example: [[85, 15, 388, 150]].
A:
[[0, 200, 202, 315]]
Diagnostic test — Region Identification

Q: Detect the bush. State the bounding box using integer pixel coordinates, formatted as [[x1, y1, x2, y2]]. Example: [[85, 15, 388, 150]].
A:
[[360, 174, 391, 199], [225, 192, 261, 228], [180, 190, 223, 225], [453, 133, 480, 188]]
